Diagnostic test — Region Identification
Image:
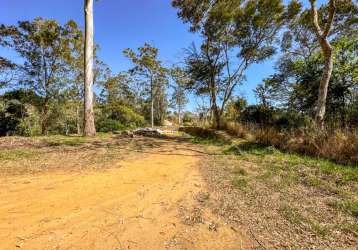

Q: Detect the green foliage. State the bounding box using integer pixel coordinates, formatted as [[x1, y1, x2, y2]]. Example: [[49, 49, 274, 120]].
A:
[[0, 18, 85, 134], [170, 67, 189, 124], [96, 102, 145, 132], [99, 102, 145, 127], [174, 0, 287, 128], [96, 119, 125, 133], [0, 99, 25, 136], [15, 104, 42, 136], [124, 43, 168, 126]]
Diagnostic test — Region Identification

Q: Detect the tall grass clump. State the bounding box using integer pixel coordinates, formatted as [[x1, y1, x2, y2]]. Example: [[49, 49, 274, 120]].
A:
[[223, 121, 358, 166]]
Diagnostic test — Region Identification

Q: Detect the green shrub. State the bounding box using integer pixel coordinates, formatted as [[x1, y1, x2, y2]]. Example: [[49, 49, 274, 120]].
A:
[[99, 103, 146, 128], [15, 104, 42, 136], [96, 119, 126, 132]]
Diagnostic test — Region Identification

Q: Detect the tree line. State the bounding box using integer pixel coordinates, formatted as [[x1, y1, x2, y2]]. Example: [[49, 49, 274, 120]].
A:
[[0, 0, 357, 137], [173, 0, 357, 130]]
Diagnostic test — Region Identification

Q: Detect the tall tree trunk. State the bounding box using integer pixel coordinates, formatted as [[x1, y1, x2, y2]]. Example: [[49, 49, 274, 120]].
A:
[[213, 105, 221, 129], [41, 108, 48, 135], [209, 77, 221, 129], [83, 0, 96, 136], [76, 104, 81, 135], [310, 0, 336, 129], [316, 47, 333, 129], [178, 104, 181, 126], [210, 93, 221, 129], [150, 76, 154, 128], [41, 97, 49, 135]]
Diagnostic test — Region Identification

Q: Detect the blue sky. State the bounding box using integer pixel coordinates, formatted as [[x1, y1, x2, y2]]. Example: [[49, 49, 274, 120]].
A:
[[1, 0, 325, 111]]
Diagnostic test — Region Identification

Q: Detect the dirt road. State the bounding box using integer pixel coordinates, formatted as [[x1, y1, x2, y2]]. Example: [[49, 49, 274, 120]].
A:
[[0, 138, 250, 249]]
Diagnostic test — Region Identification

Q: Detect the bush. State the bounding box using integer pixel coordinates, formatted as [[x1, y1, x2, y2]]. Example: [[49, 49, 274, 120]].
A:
[[273, 112, 312, 129], [240, 105, 275, 125], [15, 105, 42, 136], [0, 99, 28, 136], [99, 103, 146, 128], [240, 105, 312, 129], [96, 119, 126, 132]]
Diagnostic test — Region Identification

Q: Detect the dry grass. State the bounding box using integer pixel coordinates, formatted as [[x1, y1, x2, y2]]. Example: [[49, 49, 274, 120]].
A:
[[195, 137, 358, 249], [223, 122, 358, 166], [0, 134, 163, 175]]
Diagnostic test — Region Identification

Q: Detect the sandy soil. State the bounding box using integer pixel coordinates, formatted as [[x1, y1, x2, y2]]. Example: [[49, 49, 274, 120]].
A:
[[0, 138, 250, 250]]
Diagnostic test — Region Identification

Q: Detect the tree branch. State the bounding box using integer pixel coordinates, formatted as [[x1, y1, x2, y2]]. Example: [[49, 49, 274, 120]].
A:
[[322, 0, 336, 38], [309, 0, 323, 39]]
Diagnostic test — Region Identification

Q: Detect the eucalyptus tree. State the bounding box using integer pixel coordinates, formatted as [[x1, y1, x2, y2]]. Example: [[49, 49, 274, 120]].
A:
[[170, 67, 189, 125], [0, 58, 16, 88], [83, 0, 96, 136], [309, 0, 336, 128], [99, 71, 135, 106], [264, 34, 358, 127], [280, 0, 357, 128], [0, 18, 84, 134], [173, 0, 287, 128], [123, 43, 168, 127], [0, 26, 17, 86]]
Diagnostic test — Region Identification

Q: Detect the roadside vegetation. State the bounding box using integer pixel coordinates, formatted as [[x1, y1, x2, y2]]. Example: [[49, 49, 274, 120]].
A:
[[192, 135, 357, 248]]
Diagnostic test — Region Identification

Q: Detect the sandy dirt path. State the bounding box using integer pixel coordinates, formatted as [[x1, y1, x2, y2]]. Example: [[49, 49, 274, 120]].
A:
[[0, 139, 250, 250]]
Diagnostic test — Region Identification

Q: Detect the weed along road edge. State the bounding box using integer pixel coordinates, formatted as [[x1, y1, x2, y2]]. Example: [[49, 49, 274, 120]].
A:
[[0, 138, 251, 250]]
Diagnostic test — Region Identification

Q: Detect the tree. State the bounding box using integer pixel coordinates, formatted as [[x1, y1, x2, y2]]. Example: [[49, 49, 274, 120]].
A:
[[283, 0, 357, 128], [263, 34, 358, 128], [254, 82, 273, 109], [99, 71, 134, 105], [276, 0, 357, 127], [170, 67, 189, 125], [124, 43, 168, 127], [0, 25, 17, 87], [173, 0, 287, 128], [0, 18, 83, 134], [309, 0, 336, 128], [83, 0, 96, 136]]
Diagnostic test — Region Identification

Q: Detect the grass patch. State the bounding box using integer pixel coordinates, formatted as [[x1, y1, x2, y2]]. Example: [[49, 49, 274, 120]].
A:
[[34, 133, 113, 147], [39, 135, 87, 146], [280, 205, 329, 237], [328, 199, 358, 217], [192, 134, 357, 187], [305, 175, 323, 187], [191, 136, 227, 146], [279, 171, 300, 187], [0, 149, 38, 161], [233, 142, 358, 187], [232, 177, 248, 189], [233, 167, 247, 176], [280, 206, 305, 225], [339, 222, 358, 236], [308, 220, 329, 237]]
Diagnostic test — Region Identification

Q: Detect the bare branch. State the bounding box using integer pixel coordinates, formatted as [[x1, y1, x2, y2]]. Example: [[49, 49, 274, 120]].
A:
[[309, 0, 323, 39], [322, 0, 336, 38]]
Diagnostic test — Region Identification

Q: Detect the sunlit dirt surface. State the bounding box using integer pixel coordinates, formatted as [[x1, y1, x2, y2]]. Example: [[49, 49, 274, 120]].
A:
[[0, 136, 250, 249]]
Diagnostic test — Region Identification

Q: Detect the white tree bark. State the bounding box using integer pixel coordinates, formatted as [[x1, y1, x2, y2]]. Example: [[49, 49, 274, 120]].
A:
[[178, 104, 182, 126], [310, 0, 336, 129], [150, 75, 154, 128], [83, 0, 96, 136]]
